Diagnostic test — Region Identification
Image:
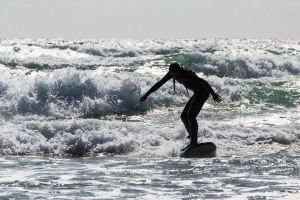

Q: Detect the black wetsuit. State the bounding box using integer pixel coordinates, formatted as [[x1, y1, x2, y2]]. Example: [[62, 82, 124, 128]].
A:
[[145, 68, 215, 146]]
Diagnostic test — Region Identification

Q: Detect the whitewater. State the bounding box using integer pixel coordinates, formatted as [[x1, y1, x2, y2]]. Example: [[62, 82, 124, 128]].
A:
[[0, 38, 300, 199]]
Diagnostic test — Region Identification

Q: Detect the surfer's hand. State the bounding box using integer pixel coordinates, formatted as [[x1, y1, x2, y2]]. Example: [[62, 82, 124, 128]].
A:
[[140, 94, 148, 104], [212, 93, 222, 103]]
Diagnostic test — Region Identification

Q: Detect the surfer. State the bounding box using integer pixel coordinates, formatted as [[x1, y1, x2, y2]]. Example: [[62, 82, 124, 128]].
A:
[[140, 62, 222, 151]]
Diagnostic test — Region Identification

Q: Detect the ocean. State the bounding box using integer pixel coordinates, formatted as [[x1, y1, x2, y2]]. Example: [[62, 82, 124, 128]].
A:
[[0, 38, 299, 199]]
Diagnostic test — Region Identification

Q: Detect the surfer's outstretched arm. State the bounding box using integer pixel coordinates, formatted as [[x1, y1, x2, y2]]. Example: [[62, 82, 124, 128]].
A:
[[140, 73, 172, 104]]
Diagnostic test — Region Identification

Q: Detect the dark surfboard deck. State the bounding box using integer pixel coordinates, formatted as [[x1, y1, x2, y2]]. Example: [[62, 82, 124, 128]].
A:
[[179, 142, 216, 158]]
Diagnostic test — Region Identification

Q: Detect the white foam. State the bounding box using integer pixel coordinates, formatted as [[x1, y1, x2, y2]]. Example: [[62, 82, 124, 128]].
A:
[[0, 116, 299, 156], [0, 67, 201, 119]]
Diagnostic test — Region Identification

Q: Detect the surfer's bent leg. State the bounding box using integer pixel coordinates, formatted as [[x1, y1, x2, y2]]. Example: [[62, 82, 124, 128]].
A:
[[181, 91, 209, 145], [180, 96, 194, 138]]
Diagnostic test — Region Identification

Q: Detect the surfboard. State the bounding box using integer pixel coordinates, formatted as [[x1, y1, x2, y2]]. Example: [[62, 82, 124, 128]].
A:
[[179, 142, 216, 158]]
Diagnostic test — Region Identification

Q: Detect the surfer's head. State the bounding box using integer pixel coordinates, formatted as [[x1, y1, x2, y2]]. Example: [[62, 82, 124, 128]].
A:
[[169, 62, 182, 80], [169, 62, 182, 94]]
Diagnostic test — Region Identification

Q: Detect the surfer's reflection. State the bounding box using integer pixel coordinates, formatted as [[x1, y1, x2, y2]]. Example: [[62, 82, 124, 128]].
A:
[[140, 62, 222, 151]]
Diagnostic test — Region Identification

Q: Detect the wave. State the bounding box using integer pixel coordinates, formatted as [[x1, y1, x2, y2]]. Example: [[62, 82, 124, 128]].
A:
[[0, 45, 142, 70], [0, 119, 181, 156], [1, 38, 300, 158], [0, 118, 299, 156], [166, 52, 300, 78], [1, 38, 299, 78], [0, 67, 189, 119], [1, 66, 299, 120], [0, 38, 219, 70]]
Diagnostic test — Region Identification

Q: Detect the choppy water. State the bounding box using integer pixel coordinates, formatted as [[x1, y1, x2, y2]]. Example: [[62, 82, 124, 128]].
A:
[[0, 38, 300, 199]]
